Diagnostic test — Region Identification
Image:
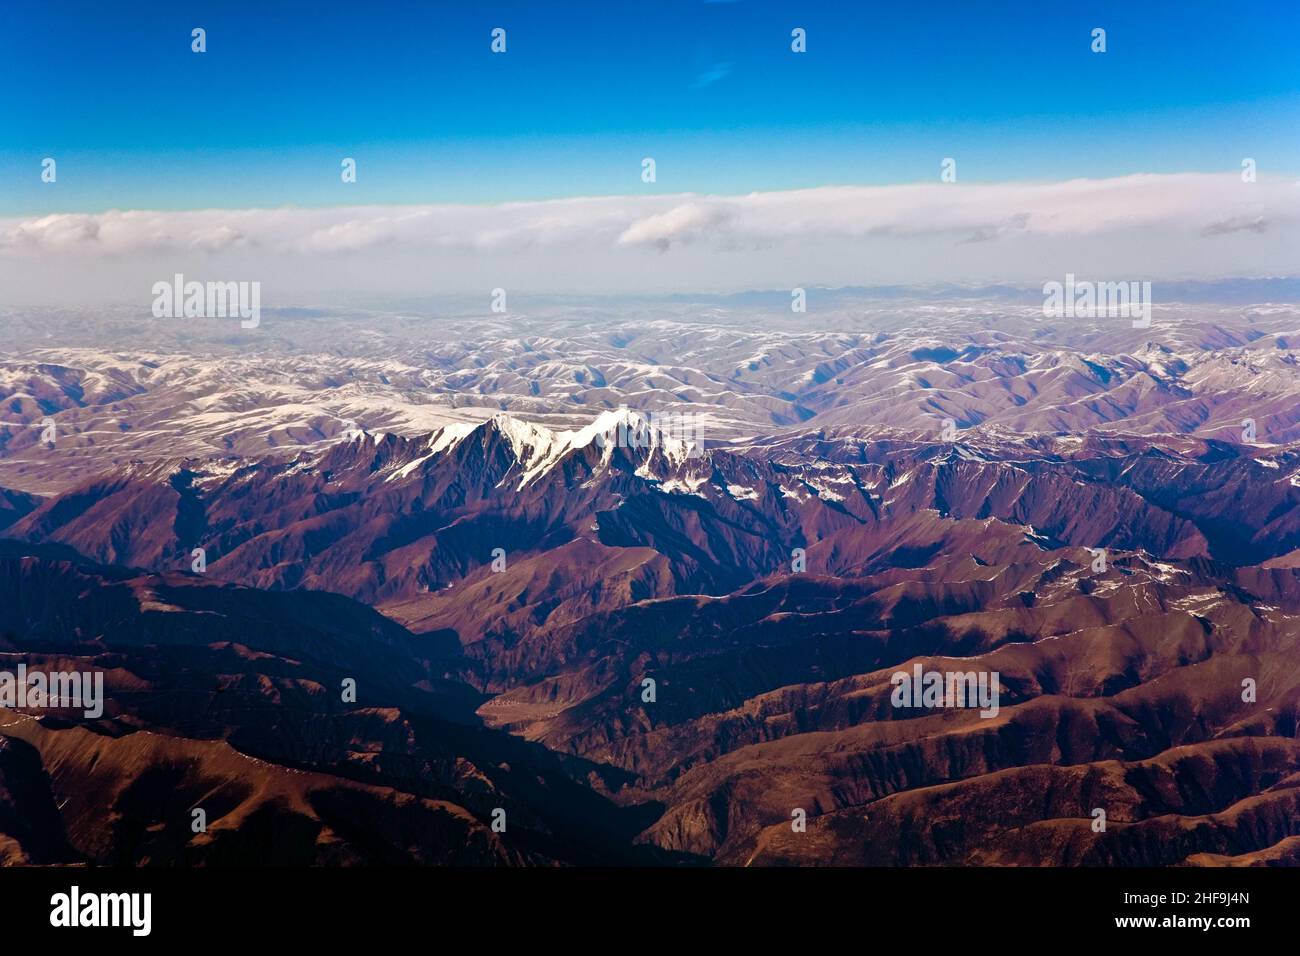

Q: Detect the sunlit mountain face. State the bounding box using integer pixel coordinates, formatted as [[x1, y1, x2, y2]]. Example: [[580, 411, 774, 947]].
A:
[[3, 290, 1300, 867]]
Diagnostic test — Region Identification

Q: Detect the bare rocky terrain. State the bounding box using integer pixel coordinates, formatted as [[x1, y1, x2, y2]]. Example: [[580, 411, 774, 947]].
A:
[[2, 291, 1298, 866]]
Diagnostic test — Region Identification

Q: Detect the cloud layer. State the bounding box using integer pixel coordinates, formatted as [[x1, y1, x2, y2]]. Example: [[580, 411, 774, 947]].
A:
[[2, 173, 1296, 302]]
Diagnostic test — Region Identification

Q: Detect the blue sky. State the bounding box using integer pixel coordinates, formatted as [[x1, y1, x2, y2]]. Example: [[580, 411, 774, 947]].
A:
[[2, 0, 1298, 215]]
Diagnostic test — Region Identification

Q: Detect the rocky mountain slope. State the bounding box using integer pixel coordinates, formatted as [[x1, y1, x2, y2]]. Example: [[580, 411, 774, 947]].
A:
[[2, 302, 1298, 866], [0, 541, 668, 865]]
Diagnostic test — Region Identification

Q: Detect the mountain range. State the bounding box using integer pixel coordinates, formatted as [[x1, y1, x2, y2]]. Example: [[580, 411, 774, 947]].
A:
[[2, 300, 1298, 866]]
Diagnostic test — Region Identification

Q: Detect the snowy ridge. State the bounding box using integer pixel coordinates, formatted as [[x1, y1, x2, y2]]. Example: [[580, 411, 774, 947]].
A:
[[422, 408, 702, 488]]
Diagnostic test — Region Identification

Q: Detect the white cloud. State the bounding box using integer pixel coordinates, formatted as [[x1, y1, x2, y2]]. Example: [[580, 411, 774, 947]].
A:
[[1, 174, 1296, 300], [617, 201, 735, 249]]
